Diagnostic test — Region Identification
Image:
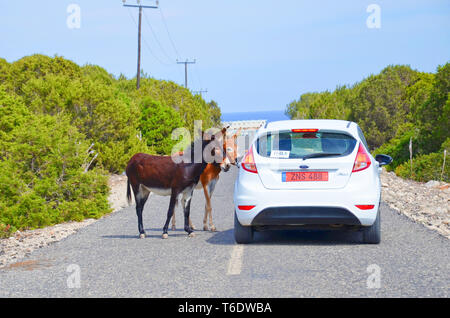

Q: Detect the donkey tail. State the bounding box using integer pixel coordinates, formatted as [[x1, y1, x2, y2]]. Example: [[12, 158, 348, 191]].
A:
[[126, 178, 132, 205]]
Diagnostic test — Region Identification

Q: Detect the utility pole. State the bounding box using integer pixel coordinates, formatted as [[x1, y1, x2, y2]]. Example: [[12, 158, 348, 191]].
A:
[[177, 59, 196, 88], [123, 0, 159, 89], [193, 89, 208, 96]]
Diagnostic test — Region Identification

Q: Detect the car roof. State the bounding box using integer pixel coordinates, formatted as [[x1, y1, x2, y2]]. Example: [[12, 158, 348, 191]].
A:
[[265, 119, 356, 132]]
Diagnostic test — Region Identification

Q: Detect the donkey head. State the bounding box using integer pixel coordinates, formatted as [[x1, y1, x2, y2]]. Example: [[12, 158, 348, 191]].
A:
[[201, 127, 227, 168], [222, 127, 241, 172]]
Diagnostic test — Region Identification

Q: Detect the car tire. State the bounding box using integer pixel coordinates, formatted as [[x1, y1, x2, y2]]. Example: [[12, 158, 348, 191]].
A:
[[234, 211, 253, 244], [362, 208, 381, 244]]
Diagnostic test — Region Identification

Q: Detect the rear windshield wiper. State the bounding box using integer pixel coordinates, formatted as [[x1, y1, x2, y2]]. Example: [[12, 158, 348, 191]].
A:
[[301, 153, 342, 160]]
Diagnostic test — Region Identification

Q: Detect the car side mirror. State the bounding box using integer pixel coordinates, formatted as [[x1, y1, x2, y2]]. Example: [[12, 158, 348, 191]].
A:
[[375, 154, 393, 166]]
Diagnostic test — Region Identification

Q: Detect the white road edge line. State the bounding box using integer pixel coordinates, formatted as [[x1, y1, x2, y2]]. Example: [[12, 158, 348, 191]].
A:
[[227, 245, 244, 275]]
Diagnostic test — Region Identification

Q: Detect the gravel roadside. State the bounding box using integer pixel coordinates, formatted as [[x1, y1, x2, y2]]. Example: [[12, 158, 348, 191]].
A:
[[380, 169, 449, 239]]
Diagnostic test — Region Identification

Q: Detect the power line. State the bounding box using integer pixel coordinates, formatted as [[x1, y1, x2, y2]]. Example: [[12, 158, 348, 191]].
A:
[[192, 65, 203, 90], [159, 7, 181, 60], [126, 7, 172, 68], [124, 2, 206, 93], [157, 6, 185, 84], [143, 10, 175, 64]]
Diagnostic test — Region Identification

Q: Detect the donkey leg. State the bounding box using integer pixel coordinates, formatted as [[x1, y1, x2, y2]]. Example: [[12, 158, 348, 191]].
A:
[[171, 204, 176, 231], [182, 187, 195, 237], [183, 195, 195, 230], [171, 198, 180, 231], [207, 179, 218, 232], [162, 191, 178, 239], [135, 185, 150, 239], [189, 217, 196, 231], [202, 183, 212, 231]]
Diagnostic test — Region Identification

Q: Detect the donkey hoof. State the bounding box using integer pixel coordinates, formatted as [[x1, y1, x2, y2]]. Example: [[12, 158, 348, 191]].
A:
[[188, 232, 196, 238], [171, 226, 176, 231], [162, 233, 169, 239], [139, 233, 146, 239], [210, 226, 217, 232], [203, 225, 209, 231]]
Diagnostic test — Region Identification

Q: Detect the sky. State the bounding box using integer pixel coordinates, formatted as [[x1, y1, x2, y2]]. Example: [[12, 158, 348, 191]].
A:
[[1, 0, 449, 113]]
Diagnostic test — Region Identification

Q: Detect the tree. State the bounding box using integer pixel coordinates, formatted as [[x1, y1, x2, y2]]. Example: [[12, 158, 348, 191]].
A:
[[348, 65, 420, 149], [208, 100, 222, 126], [139, 97, 184, 155], [414, 63, 450, 154]]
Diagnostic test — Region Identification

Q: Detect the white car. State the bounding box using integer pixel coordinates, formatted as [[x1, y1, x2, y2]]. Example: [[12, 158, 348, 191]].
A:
[[233, 119, 392, 244]]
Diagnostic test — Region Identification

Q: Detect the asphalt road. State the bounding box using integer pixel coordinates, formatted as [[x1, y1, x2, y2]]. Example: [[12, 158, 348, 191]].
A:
[[0, 167, 448, 297]]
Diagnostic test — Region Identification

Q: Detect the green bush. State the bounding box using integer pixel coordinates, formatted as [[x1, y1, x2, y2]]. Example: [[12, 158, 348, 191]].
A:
[[19, 74, 149, 172], [6, 54, 82, 94], [373, 123, 418, 171], [413, 64, 450, 154], [395, 151, 449, 182], [139, 97, 184, 154], [0, 112, 110, 233], [118, 76, 221, 130], [348, 65, 420, 149]]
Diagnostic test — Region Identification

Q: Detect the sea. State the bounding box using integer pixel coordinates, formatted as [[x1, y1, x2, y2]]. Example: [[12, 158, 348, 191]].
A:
[[221, 110, 289, 123]]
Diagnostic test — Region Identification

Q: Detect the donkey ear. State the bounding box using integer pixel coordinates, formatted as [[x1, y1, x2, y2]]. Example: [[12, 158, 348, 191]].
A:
[[234, 127, 242, 139]]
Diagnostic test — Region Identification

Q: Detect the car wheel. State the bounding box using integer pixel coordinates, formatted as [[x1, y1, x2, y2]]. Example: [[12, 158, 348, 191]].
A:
[[362, 208, 381, 244], [234, 211, 253, 244]]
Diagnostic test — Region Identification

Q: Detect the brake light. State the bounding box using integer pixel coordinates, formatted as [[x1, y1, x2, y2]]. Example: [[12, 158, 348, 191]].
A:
[[291, 129, 319, 133], [352, 143, 371, 172], [241, 146, 258, 173], [355, 205, 375, 210], [238, 205, 256, 211]]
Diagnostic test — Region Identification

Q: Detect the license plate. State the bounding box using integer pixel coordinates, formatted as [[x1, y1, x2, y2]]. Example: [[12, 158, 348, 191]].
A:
[[282, 171, 328, 182]]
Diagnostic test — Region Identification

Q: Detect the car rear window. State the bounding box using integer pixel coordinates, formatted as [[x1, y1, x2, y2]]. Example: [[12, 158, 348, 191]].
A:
[[256, 131, 357, 159]]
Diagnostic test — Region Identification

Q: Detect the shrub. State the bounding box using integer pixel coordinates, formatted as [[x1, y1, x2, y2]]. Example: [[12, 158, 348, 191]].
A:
[[139, 97, 184, 154], [19, 74, 149, 172], [6, 54, 82, 94], [0, 101, 110, 233], [373, 123, 418, 171], [395, 151, 449, 182]]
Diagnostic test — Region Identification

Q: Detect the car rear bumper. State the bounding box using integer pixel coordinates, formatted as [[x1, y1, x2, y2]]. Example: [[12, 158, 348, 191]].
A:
[[251, 206, 361, 226]]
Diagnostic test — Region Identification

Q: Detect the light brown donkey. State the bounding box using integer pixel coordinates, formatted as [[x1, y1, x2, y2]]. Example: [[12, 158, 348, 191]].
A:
[[172, 128, 241, 231]]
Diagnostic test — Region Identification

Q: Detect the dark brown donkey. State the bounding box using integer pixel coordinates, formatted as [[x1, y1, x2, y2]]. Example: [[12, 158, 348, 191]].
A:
[[126, 129, 227, 239], [171, 128, 241, 232]]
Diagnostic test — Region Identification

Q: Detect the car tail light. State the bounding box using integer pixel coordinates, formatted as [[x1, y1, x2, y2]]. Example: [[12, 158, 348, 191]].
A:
[[241, 146, 258, 173], [355, 205, 375, 210], [352, 143, 371, 172], [291, 129, 319, 133], [238, 205, 256, 211]]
